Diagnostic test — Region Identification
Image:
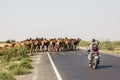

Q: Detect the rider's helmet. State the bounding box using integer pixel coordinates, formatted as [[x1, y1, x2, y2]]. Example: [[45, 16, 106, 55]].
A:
[[92, 39, 96, 42]]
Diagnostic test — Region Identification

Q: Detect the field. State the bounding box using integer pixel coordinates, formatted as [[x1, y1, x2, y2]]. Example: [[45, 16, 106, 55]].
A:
[[80, 40, 120, 54]]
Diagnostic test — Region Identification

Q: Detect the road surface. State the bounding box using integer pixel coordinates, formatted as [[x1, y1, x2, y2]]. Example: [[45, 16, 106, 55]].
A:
[[49, 50, 120, 80], [18, 50, 120, 80]]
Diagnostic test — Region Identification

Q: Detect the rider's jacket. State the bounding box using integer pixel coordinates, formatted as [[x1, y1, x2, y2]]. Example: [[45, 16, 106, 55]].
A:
[[89, 42, 99, 52]]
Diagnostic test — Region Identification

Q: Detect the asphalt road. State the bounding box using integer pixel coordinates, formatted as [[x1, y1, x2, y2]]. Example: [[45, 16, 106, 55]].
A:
[[49, 50, 120, 80]]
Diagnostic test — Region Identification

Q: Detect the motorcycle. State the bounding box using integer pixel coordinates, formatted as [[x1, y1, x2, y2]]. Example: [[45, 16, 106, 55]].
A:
[[89, 51, 100, 69]]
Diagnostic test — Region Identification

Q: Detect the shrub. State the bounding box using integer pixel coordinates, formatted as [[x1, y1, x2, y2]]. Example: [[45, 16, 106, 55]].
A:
[[10, 67, 31, 75], [8, 63, 19, 70], [10, 56, 23, 61], [8, 61, 32, 75], [0, 72, 15, 80], [79, 41, 90, 47], [22, 58, 32, 62], [100, 41, 115, 50], [16, 46, 29, 58], [1, 48, 16, 62], [20, 61, 32, 69], [1, 46, 29, 62], [6, 40, 11, 43]]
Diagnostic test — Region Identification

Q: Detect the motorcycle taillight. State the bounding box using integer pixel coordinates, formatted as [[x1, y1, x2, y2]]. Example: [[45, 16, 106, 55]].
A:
[[94, 53, 98, 56], [93, 51, 99, 56]]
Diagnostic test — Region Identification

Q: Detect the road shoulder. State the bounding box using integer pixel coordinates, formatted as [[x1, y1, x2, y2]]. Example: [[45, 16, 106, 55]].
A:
[[15, 52, 57, 80]]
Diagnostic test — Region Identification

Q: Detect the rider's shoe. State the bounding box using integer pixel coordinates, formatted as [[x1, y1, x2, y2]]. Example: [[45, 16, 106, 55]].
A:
[[88, 60, 92, 67], [89, 63, 92, 67], [89, 60, 92, 64]]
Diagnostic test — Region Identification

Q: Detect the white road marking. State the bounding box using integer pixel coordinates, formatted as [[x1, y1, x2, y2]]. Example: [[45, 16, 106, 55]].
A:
[[47, 52, 62, 80]]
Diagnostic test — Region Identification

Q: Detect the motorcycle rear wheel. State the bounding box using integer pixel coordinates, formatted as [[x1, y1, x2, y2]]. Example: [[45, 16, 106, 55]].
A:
[[92, 58, 98, 69]]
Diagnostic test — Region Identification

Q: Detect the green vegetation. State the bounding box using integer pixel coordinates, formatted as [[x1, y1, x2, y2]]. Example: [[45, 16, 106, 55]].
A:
[[8, 63, 20, 70], [99, 41, 120, 50], [1, 46, 29, 62], [21, 57, 32, 62], [0, 72, 15, 80], [80, 40, 120, 54], [0, 46, 32, 79], [6, 40, 11, 43], [10, 67, 31, 75], [6, 40, 16, 43], [8, 59, 32, 75], [20, 61, 32, 69], [79, 41, 91, 47]]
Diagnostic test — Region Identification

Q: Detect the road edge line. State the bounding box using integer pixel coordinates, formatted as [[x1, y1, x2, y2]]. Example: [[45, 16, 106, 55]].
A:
[[47, 52, 62, 80]]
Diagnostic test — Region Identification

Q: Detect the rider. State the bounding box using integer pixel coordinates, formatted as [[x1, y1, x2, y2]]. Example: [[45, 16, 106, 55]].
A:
[[88, 39, 99, 64]]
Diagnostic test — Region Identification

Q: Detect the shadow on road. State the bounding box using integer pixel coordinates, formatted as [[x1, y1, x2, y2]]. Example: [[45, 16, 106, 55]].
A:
[[97, 65, 113, 69]]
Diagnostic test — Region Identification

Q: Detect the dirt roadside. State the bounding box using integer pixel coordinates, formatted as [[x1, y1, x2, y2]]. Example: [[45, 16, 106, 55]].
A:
[[15, 52, 43, 80], [15, 52, 57, 80]]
